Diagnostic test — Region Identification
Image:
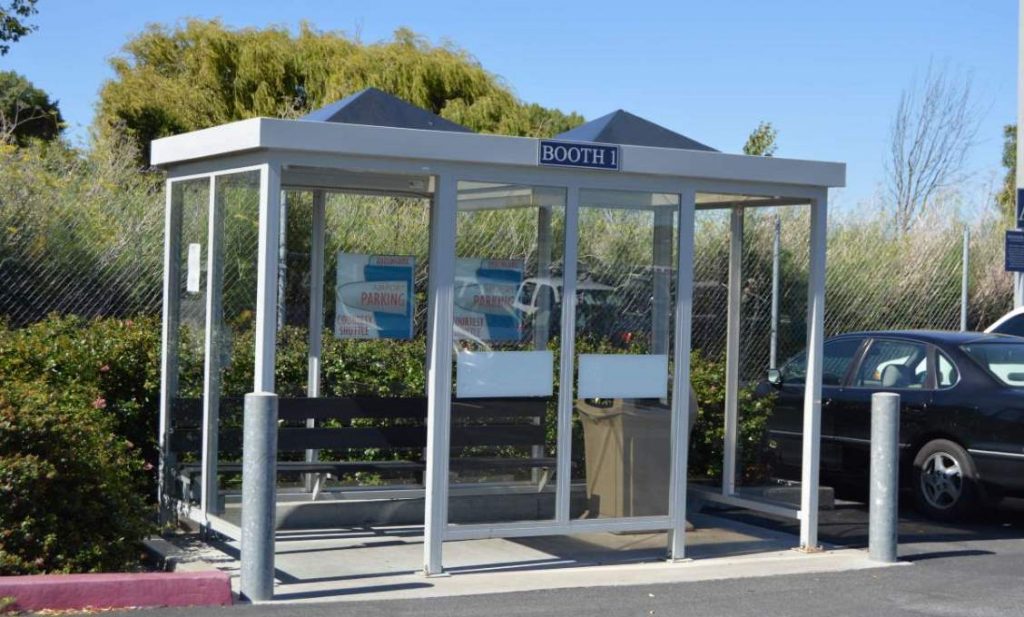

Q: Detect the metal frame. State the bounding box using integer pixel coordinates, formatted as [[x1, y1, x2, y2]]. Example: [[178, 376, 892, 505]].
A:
[[722, 206, 743, 496], [423, 173, 457, 576], [157, 179, 182, 525], [799, 189, 828, 551], [200, 176, 224, 519], [153, 118, 842, 591], [305, 191, 327, 486]]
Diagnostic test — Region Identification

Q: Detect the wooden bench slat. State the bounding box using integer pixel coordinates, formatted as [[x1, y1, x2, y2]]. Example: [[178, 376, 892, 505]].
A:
[[171, 396, 552, 426]]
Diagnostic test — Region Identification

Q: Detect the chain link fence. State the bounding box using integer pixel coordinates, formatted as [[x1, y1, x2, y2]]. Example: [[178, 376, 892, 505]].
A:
[[1, 186, 1015, 382]]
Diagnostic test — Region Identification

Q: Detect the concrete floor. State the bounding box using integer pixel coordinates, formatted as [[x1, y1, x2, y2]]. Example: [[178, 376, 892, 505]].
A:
[[155, 511, 891, 604]]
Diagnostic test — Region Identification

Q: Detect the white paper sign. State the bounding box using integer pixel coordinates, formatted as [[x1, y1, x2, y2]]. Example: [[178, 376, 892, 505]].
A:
[[456, 350, 553, 398], [186, 243, 201, 294]]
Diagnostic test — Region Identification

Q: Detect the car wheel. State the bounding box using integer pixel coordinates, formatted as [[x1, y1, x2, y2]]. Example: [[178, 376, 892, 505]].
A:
[[911, 439, 978, 522]]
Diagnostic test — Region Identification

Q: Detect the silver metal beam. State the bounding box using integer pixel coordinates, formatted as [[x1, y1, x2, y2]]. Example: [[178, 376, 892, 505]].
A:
[[423, 174, 457, 576], [723, 207, 743, 496], [158, 179, 183, 526], [305, 191, 326, 482], [869, 392, 900, 563], [240, 162, 282, 601], [961, 227, 969, 331], [277, 192, 288, 330], [668, 187, 696, 560], [555, 187, 580, 524], [200, 176, 225, 518], [534, 205, 553, 351], [799, 191, 828, 551], [770, 214, 781, 369]]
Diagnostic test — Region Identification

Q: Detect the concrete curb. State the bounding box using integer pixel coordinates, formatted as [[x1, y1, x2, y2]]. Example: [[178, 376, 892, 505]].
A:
[[0, 571, 233, 612]]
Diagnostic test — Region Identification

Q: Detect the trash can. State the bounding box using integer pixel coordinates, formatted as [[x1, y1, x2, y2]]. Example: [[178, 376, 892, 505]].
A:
[[577, 388, 698, 518]]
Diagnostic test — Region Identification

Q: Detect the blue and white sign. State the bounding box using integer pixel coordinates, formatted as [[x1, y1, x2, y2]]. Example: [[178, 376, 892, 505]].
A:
[[335, 253, 415, 339], [538, 140, 619, 171], [454, 258, 524, 343], [1006, 231, 1024, 273]]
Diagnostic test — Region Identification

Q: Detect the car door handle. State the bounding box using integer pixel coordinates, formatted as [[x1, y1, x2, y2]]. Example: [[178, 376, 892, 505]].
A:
[[823, 397, 832, 407]]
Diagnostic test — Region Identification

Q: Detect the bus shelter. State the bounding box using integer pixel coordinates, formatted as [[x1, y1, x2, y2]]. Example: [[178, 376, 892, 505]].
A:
[[151, 89, 844, 601]]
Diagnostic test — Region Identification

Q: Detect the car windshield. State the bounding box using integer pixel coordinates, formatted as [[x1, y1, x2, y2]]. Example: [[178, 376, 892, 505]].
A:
[[962, 342, 1024, 387]]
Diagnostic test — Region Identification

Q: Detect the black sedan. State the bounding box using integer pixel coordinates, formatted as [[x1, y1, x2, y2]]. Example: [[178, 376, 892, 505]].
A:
[[760, 330, 1024, 521]]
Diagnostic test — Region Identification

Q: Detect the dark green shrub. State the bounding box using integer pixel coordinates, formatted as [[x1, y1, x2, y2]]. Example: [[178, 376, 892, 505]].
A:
[[689, 351, 775, 482], [0, 378, 152, 574], [0, 315, 163, 495]]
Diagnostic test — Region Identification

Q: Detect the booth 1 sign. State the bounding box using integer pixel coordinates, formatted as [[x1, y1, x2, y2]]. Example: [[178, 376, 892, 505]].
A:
[[538, 140, 619, 171]]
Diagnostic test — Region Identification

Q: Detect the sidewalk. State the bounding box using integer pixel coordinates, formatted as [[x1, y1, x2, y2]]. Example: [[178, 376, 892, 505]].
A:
[[150, 511, 888, 604]]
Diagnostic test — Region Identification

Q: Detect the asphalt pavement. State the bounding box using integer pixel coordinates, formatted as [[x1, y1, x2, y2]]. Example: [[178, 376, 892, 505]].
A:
[[104, 500, 1024, 617]]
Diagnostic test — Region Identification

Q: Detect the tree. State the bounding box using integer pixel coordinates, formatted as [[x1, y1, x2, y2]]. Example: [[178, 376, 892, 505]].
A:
[[886, 63, 980, 233], [996, 124, 1017, 226], [743, 121, 777, 156], [97, 21, 584, 162], [0, 0, 37, 55], [0, 70, 63, 145]]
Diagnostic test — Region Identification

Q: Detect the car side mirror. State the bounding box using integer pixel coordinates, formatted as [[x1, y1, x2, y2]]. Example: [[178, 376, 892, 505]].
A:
[[767, 368, 783, 388]]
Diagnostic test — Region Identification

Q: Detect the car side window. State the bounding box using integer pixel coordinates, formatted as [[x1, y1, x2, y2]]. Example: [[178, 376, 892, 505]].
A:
[[781, 337, 862, 386], [855, 340, 929, 389], [937, 351, 959, 388], [992, 313, 1024, 337]]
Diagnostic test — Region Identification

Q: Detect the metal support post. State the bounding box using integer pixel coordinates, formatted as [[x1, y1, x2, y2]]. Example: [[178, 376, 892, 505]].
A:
[[240, 392, 279, 601], [770, 214, 781, 369], [277, 191, 288, 330], [869, 392, 900, 563], [305, 191, 326, 492], [240, 162, 282, 602], [668, 188, 696, 561], [201, 176, 225, 518], [653, 208, 673, 356], [423, 174, 457, 576], [723, 207, 743, 496], [532, 205, 553, 481], [799, 192, 828, 552], [534, 205, 553, 350], [961, 226, 969, 332], [554, 188, 580, 524], [158, 180, 183, 526]]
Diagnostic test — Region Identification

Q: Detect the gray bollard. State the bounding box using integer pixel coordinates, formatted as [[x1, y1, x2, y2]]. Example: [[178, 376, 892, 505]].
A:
[[240, 392, 278, 601], [869, 392, 900, 563]]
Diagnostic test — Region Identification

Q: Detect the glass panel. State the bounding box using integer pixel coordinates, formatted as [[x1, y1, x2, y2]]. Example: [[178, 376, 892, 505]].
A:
[[962, 342, 1024, 387], [315, 191, 431, 492], [169, 178, 209, 507], [855, 340, 928, 389], [937, 350, 959, 388], [208, 171, 260, 505], [449, 181, 566, 525], [572, 189, 678, 519]]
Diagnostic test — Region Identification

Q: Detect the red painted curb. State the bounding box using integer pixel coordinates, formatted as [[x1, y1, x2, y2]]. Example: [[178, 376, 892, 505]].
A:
[[0, 571, 233, 611]]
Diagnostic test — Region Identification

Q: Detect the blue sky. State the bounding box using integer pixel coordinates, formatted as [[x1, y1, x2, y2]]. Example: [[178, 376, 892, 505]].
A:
[[2, 1, 1016, 211]]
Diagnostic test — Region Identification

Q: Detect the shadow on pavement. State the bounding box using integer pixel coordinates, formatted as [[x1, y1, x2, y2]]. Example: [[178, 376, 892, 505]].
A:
[[706, 497, 1024, 549]]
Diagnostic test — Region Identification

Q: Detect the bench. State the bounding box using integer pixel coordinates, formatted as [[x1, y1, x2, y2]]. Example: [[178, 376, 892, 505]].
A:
[[169, 396, 555, 502]]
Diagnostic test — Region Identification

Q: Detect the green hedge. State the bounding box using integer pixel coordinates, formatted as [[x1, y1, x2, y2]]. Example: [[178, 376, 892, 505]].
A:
[[0, 315, 771, 573], [0, 378, 151, 574]]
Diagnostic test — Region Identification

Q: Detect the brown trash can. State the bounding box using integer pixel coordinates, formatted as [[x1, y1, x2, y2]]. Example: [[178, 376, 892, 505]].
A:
[[577, 388, 698, 518]]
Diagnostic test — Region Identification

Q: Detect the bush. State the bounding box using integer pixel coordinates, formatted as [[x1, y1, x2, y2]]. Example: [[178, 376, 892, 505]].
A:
[[689, 351, 775, 483], [0, 378, 152, 574], [0, 315, 163, 494]]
